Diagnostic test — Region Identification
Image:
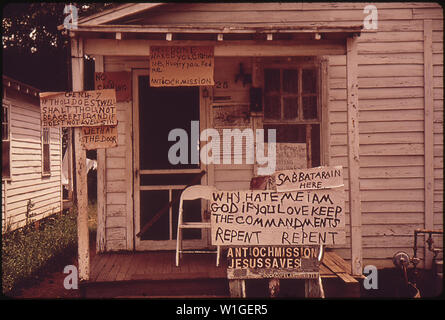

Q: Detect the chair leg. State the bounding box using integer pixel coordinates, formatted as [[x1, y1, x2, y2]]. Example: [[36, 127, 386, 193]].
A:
[[176, 227, 181, 267], [216, 245, 221, 267]]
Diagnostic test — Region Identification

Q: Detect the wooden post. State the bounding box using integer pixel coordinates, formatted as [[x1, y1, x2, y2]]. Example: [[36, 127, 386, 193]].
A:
[[346, 34, 362, 276], [71, 36, 90, 281], [423, 20, 434, 269], [305, 277, 325, 298], [229, 279, 246, 298], [94, 55, 106, 253]]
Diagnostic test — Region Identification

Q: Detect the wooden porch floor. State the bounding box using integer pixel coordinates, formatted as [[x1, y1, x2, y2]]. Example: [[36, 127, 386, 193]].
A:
[[89, 250, 227, 283], [88, 250, 359, 283]]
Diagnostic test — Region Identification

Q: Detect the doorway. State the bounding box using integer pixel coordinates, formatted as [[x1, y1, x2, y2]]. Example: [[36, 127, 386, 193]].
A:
[[133, 70, 207, 250]]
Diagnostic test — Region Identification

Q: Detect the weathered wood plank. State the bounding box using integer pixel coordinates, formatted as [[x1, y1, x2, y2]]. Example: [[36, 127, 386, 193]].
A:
[[424, 20, 435, 269], [72, 36, 90, 281], [346, 36, 362, 276]]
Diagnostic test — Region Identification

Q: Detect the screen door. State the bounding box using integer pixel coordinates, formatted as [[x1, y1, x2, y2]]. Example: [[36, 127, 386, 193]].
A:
[[133, 70, 207, 250]]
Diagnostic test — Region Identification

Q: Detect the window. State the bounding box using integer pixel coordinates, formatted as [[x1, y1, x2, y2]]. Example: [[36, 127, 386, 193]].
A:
[[263, 65, 322, 168], [42, 127, 51, 176], [2, 103, 10, 179]]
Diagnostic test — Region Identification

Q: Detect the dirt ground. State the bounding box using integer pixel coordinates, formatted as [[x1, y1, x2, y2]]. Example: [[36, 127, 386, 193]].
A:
[[4, 238, 97, 299]]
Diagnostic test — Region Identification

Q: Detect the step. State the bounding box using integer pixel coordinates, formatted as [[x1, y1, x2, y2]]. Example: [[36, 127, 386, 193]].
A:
[[81, 278, 229, 298]]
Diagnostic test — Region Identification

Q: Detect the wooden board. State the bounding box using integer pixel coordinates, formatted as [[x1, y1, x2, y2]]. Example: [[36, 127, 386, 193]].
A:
[[94, 72, 131, 102], [150, 46, 214, 87], [226, 245, 320, 280], [80, 125, 118, 150], [40, 89, 117, 128], [210, 188, 346, 246], [275, 166, 344, 192]]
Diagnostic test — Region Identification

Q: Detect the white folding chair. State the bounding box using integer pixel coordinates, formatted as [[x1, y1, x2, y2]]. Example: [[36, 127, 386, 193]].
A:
[[175, 185, 221, 267]]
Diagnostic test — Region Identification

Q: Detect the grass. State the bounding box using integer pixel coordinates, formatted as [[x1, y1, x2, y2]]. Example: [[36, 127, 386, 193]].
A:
[[2, 202, 99, 295], [2, 209, 78, 295]]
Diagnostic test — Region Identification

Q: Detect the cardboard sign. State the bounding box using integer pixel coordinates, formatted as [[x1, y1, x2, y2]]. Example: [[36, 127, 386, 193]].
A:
[[275, 166, 344, 192], [227, 246, 320, 280], [256, 143, 307, 176], [40, 89, 117, 128], [80, 125, 117, 150], [210, 188, 346, 246], [150, 46, 214, 87], [94, 72, 131, 102]]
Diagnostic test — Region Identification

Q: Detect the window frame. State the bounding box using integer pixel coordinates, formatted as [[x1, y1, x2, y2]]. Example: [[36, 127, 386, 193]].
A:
[[261, 58, 329, 167], [2, 102, 11, 180]]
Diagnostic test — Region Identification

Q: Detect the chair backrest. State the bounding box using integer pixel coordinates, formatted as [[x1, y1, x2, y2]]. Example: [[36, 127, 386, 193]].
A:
[[180, 185, 217, 201]]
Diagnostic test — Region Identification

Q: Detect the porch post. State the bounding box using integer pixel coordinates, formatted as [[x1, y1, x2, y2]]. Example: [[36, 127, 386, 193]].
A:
[[423, 20, 434, 269], [71, 36, 90, 281], [346, 34, 362, 276], [94, 55, 106, 253]]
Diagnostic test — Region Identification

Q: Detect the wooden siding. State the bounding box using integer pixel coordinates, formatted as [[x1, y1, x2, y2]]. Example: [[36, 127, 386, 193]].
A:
[[327, 5, 443, 268], [102, 57, 136, 251], [97, 3, 443, 269], [2, 93, 62, 233]]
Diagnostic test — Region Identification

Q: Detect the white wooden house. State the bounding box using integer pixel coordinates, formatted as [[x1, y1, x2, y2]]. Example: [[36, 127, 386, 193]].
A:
[[63, 3, 443, 292], [2, 76, 63, 232]]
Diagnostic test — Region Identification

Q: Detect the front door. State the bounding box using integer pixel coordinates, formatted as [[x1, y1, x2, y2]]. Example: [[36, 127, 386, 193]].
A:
[[133, 70, 207, 250]]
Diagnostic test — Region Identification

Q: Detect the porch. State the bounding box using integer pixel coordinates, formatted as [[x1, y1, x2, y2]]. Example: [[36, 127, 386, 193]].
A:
[[81, 249, 362, 298]]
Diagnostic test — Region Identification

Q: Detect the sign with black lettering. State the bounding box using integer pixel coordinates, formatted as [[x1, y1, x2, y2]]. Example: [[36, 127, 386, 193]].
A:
[[227, 246, 320, 280], [275, 166, 344, 192], [40, 89, 117, 128], [94, 72, 131, 102], [210, 188, 346, 246], [150, 46, 214, 87], [80, 125, 117, 150]]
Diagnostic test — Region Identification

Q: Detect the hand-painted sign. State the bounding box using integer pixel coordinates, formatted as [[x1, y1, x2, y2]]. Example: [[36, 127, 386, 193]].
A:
[[150, 46, 214, 87], [275, 166, 344, 192], [94, 72, 131, 102], [226, 246, 320, 280], [210, 187, 346, 246], [255, 143, 307, 177], [40, 89, 117, 128], [80, 125, 118, 150]]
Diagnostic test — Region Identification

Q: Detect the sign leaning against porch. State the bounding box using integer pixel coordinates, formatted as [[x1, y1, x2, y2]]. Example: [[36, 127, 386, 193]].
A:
[[211, 166, 345, 280], [150, 46, 215, 87]]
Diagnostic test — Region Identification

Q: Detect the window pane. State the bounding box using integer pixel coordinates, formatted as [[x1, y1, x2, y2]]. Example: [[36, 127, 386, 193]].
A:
[[140, 190, 170, 240], [264, 94, 280, 119], [2, 140, 10, 178], [311, 124, 321, 167], [2, 124, 8, 140], [283, 69, 298, 93], [263, 124, 306, 143], [264, 69, 280, 93], [283, 97, 298, 119], [302, 69, 317, 93], [43, 144, 51, 173], [302, 96, 318, 119]]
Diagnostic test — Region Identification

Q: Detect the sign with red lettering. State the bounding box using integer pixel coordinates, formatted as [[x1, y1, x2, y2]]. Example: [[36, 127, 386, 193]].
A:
[[94, 72, 131, 102]]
